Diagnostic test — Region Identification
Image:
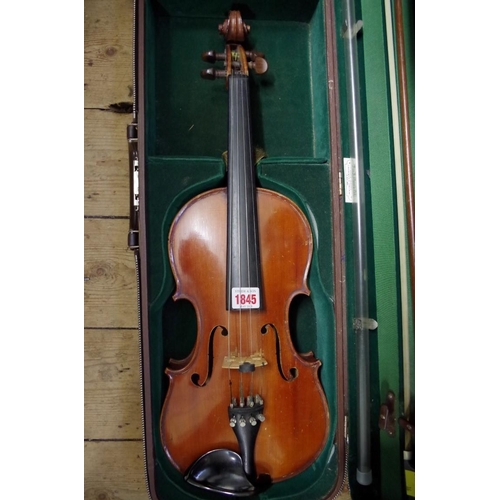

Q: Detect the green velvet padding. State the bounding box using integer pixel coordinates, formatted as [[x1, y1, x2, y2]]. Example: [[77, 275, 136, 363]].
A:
[[143, 1, 340, 499], [145, 0, 329, 159]]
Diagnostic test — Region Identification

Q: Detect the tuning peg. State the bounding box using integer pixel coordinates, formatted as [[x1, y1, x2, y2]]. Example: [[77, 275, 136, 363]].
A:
[[245, 51, 265, 61], [201, 68, 226, 80], [202, 50, 225, 63], [248, 56, 268, 75]]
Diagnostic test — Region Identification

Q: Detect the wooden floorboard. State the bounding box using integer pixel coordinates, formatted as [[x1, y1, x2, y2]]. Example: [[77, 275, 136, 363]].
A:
[[84, 218, 138, 328], [84, 441, 150, 500], [84, 0, 133, 109], [84, 328, 142, 440], [84, 110, 130, 217]]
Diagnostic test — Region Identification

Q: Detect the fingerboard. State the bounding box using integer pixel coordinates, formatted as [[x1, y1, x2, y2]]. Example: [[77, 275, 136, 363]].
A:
[[226, 74, 262, 310]]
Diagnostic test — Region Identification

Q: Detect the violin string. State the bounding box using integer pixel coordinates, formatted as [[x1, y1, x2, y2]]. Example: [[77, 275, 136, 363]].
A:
[[228, 71, 262, 405], [227, 226, 232, 405], [235, 75, 243, 402], [242, 74, 255, 399], [228, 71, 236, 404], [228, 73, 243, 404]]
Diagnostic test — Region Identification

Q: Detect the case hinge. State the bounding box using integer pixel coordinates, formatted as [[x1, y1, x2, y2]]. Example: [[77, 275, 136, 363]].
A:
[[378, 390, 396, 436]]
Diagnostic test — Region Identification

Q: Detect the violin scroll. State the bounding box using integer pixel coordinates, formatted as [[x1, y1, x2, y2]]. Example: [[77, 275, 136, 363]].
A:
[[201, 11, 268, 82], [218, 10, 250, 42]]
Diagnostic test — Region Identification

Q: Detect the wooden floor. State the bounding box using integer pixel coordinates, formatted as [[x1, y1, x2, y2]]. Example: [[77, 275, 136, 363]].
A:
[[84, 0, 147, 498], [83, 0, 350, 498]]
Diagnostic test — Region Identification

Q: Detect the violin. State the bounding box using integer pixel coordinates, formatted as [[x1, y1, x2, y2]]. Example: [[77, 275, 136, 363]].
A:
[[160, 11, 329, 495]]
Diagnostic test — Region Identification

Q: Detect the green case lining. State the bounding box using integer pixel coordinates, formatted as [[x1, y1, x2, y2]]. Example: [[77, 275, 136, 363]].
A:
[[142, 1, 341, 498]]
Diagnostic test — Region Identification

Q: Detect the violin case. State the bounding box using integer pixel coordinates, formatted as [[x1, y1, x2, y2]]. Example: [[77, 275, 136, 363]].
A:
[[127, 0, 415, 499]]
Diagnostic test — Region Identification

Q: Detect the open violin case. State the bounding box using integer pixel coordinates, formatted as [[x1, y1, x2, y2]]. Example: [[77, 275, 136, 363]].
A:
[[127, 0, 415, 499]]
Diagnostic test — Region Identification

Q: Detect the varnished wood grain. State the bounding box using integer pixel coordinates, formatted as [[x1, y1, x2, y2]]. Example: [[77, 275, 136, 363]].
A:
[[84, 218, 137, 328], [84, 109, 130, 216], [163, 189, 329, 480], [84, 0, 134, 108], [85, 329, 142, 439], [84, 441, 149, 500]]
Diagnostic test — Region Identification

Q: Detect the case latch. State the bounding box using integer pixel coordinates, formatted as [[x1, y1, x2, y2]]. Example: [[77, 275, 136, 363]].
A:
[[128, 122, 139, 250]]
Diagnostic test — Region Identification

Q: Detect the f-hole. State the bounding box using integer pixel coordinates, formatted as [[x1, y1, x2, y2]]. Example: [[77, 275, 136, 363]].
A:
[[261, 323, 298, 382], [191, 325, 228, 387]]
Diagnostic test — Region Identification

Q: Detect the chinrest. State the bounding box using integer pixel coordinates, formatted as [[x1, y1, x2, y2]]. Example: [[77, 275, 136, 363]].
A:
[[185, 449, 270, 497]]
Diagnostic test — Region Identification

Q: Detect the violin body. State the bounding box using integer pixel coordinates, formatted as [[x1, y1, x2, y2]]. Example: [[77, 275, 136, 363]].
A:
[[161, 187, 329, 481]]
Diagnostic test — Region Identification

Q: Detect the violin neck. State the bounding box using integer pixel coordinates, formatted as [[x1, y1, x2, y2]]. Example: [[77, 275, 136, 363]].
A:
[[226, 74, 262, 310]]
